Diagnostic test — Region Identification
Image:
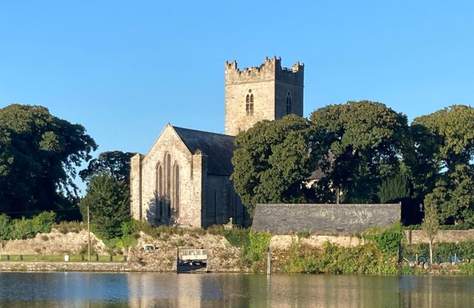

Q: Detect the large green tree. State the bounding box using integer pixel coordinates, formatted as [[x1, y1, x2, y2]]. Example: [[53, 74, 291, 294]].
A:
[[79, 151, 135, 183], [231, 115, 324, 213], [413, 105, 474, 225], [0, 104, 97, 216], [309, 101, 409, 203], [80, 174, 130, 240]]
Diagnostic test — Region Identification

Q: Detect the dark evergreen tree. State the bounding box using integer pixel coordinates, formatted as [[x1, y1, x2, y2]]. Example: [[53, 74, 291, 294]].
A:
[[80, 174, 130, 240]]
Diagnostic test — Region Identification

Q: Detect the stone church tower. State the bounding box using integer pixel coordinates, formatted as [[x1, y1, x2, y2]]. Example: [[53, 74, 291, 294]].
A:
[[224, 57, 304, 136]]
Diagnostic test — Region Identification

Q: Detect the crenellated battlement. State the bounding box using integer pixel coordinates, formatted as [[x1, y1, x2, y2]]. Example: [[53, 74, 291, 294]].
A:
[[225, 57, 304, 86], [224, 56, 305, 136]]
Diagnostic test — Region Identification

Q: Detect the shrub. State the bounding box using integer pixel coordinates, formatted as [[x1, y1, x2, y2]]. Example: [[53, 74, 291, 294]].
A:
[[296, 230, 311, 238], [0, 214, 11, 240], [0, 212, 57, 240], [223, 228, 250, 248], [363, 223, 403, 256], [121, 220, 138, 236], [10, 218, 35, 240], [207, 225, 225, 235], [283, 241, 399, 275], [402, 241, 474, 263], [459, 262, 474, 275], [243, 231, 271, 267], [56, 221, 84, 234], [31, 211, 56, 234]]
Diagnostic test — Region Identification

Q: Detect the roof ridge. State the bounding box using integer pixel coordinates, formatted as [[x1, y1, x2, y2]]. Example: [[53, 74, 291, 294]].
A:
[[171, 125, 233, 138]]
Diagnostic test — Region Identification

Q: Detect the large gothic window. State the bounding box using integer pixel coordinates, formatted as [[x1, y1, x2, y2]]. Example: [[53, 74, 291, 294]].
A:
[[173, 163, 180, 217], [286, 92, 292, 114], [164, 153, 172, 220], [165, 153, 171, 196], [156, 163, 163, 220], [246, 90, 254, 116]]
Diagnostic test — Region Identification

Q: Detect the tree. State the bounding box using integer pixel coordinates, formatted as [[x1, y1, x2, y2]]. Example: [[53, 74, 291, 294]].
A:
[[413, 105, 474, 225], [0, 104, 97, 217], [79, 151, 135, 183], [309, 101, 409, 203], [422, 199, 440, 266], [231, 115, 324, 213], [378, 172, 410, 204], [80, 174, 130, 240]]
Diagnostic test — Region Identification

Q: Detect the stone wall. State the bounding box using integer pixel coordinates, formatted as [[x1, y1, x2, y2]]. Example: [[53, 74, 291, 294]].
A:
[[131, 125, 204, 228], [275, 81, 304, 118], [202, 175, 246, 227], [130, 154, 143, 220], [0, 262, 136, 272], [405, 229, 474, 244], [270, 235, 363, 250], [252, 203, 401, 235]]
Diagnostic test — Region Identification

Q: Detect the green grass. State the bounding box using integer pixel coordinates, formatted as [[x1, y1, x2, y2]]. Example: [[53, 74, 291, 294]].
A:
[[0, 254, 126, 262]]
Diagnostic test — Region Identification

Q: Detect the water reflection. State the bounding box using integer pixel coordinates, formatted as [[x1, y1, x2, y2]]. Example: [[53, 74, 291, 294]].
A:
[[0, 272, 472, 307]]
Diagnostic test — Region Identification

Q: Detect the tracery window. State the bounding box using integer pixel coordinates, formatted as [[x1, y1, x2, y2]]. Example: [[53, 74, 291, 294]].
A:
[[156, 163, 163, 220], [165, 153, 171, 197], [163, 153, 172, 220], [173, 163, 180, 217]]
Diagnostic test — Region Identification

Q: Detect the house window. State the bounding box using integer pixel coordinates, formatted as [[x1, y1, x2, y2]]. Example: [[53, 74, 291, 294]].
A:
[[246, 90, 254, 116], [286, 92, 292, 114]]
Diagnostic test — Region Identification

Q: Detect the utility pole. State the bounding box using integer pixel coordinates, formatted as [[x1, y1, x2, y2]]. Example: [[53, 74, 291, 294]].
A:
[[266, 246, 272, 275], [87, 205, 91, 262]]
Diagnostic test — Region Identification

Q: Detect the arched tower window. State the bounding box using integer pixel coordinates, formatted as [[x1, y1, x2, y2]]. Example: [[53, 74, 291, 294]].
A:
[[286, 92, 292, 115], [246, 90, 254, 116], [173, 163, 180, 217]]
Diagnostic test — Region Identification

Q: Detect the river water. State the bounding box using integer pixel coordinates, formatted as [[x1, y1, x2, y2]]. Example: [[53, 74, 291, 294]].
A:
[[0, 272, 472, 307]]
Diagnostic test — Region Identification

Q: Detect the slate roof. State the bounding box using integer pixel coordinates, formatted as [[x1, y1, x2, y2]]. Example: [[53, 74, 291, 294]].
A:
[[173, 126, 235, 176], [252, 203, 401, 235]]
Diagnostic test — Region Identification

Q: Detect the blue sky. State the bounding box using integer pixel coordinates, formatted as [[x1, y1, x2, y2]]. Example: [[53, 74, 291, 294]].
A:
[[1, 0, 474, 158]]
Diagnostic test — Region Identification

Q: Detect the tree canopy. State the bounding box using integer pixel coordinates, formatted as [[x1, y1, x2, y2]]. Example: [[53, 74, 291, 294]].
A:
[[0, 104, 97, 217], [79, 151, 135, 183], [309, 101, 409, 203], [413, 105, 474, 225], [80, 174, 130, 240], [231, 115, 324, 213]]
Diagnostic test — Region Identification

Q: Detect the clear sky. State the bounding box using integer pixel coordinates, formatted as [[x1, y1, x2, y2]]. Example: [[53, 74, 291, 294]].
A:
[[1, 0, 474, 157]]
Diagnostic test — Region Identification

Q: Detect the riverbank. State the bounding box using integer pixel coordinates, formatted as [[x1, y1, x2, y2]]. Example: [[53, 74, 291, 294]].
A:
[[0, 259, 472, 276], [1, 224, 474, 275]]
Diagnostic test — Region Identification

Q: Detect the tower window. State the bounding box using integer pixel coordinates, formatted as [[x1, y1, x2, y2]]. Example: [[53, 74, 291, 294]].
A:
[[246, 90, 254, 116], [286, 92, 292, 114]]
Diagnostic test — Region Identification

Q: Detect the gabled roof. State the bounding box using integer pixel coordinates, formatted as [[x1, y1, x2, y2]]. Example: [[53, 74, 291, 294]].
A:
[[173, 126, 235, 176]]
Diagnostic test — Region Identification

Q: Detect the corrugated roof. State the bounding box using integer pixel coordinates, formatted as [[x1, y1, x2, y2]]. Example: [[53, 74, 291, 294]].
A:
[[173, 126, 235, 176]]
